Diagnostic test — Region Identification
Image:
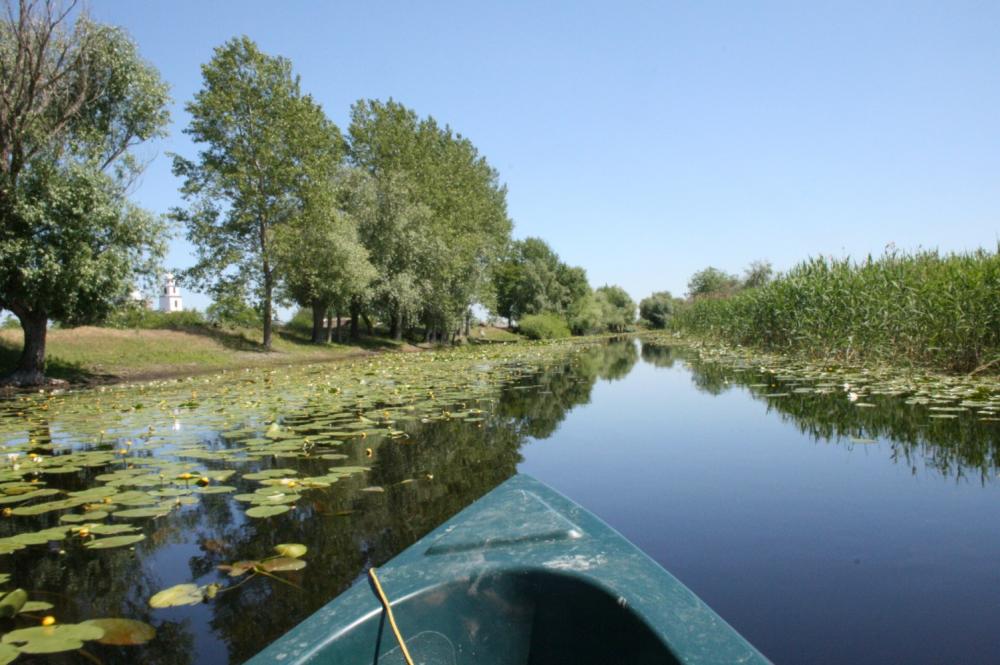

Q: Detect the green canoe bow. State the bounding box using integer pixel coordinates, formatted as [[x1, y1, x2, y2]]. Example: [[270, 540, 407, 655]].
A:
[[247, 474, 771, 664]]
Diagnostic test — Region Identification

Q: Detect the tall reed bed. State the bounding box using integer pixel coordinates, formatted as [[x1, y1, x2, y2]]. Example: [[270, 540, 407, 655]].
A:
[[672, 247, 1000, 372]]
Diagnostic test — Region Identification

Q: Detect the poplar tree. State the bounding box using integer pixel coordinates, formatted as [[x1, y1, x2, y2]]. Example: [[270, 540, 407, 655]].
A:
[[172, 37, 330, 349]]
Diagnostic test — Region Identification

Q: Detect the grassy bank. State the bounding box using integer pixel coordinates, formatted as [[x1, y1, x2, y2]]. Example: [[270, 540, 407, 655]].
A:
[[0, 326, 409, 384], [0, 323, 525, 384], [672, 248, 1000, 373]]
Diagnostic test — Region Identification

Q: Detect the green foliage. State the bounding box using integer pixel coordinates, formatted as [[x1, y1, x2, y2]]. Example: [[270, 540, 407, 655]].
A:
[[594, 285, 636, 333], [493, 237, 589, 324], [742, 260, 774, 289], [205, 289, 260, 329], [274, 164, 375, 342], [518, 313, 571, 340], [348, 98, 511, 336], [672, 248, 1000, 371], [687, 267, 740, 299], [172, 37, 339, 349], [0, 7, 171, 382], [106, 308, 206, 330], [285, 309, 315, 338], [639, 291, 675, 329], [568, 292, 605, 335]]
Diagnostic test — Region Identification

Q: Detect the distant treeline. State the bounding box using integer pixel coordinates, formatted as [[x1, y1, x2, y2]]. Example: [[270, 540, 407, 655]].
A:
[[0, 3, 638, 384], [666, 248, 1000, 372]]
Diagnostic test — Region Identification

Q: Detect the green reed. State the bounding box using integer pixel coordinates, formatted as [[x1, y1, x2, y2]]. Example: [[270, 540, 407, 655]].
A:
[[672, 247, 1000, 372]]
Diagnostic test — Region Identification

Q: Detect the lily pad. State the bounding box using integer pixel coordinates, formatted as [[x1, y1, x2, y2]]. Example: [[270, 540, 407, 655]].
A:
[[259, 557, 306, 573], [245, 505, 291, 519], [20, 600, 54, 613], [0, 643, 17, 665], [84, 534, 146, 549], [2, 623, 105, 654], [149, 583, 204, 608], [0, 589, 27, 617], [274, 543, 307, 558], [81, 618, 157, 646]]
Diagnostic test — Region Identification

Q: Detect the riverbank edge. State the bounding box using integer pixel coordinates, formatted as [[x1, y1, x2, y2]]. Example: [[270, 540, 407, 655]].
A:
[[644, 331, 1000, 391]]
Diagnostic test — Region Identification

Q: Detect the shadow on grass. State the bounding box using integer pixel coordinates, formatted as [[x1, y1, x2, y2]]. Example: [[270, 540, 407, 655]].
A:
[[170, 324, 271, 352], [0, 338, 101, 384]]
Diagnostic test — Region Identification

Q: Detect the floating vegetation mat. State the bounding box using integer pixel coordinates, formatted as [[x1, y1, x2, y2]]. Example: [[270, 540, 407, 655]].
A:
[[0, 339, 605, 662]]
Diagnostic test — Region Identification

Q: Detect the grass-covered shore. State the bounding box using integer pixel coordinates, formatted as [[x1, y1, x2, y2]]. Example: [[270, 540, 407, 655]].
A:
[[0, 324, 524, 385], [672, 248, 1000, 373], [0, 326, 400, 384]]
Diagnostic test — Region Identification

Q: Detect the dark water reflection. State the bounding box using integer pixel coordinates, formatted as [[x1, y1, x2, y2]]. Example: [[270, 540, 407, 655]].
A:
[[2, 339, 999, 664]]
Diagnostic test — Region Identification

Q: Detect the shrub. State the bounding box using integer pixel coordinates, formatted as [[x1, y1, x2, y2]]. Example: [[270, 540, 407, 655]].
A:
[[518, 313, 571, 340], [639, 291, 675, 329], [106, 307, 206, 330], [285, 308, 314, 338]]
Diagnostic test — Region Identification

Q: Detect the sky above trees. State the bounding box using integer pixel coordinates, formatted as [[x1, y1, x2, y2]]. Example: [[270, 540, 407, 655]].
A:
[[92, 0, 1000, 309]]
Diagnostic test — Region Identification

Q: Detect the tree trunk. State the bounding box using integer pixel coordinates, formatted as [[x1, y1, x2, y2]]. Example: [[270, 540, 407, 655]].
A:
[[363, 314, 374, 336], [349, 300, 360, 341], [311, 300, 325, 343], [262, 267, 273, 350], [336, 312, 343, 343], [392, 310, 403, 341], [464, 310, 471, 337], [325, 308, 334, 343], [388, 304, 399, 340], [2, 308, 48, 386]]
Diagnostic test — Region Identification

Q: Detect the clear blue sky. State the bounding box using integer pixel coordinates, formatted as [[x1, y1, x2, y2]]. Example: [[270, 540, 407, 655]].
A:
[[93, 0, 1000, 311]]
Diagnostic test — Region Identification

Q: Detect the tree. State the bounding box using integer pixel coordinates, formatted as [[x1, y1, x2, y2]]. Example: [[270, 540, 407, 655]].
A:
[[492, 237, 590, 326], [687, 266, 739, 299], [348, 99, 511, 341], [639, 291, 675, 329], [594, 285, 636, 332], [274, 167, 376, 343], [742, 259, 773, 289], [172, 37, 331, 349], [0, 1, 170, 385]]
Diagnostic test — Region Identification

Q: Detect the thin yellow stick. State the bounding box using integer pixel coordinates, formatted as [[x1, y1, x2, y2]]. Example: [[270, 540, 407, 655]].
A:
[[367, 567, 415, 665]]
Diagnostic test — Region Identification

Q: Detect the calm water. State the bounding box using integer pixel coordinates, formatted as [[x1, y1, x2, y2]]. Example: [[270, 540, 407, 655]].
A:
[[0, 339, 998, 664]]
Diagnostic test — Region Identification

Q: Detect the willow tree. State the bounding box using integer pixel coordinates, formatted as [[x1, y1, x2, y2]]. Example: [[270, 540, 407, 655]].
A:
[[172, 37, 329, 349], [0, 1, 170, 385]]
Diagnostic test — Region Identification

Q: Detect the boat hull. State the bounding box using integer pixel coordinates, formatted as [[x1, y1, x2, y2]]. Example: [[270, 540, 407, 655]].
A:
[[247, 474, 771, 664]]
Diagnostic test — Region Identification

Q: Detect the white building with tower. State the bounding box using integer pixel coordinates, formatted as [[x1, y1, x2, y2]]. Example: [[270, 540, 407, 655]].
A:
[[159, 273, 184, 312]]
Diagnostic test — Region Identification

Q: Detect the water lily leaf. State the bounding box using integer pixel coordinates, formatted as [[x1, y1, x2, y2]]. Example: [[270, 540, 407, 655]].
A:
[[20, 600, 54, 613], [2, 623, 105, 654], [0, 643, 17, 664], [0, 488, 61, 505], [149, 583, 203, 608], [218, 560, 257, 578], [88, 524, 141, 536], [242, 469, 298, 481], [193, 485, 236, 495], [81, 618, 156, 646], [274, 543, 307, 558], [84, 534, 146, 549], [112, 507, 169, 519], [0, 588, 27, 617], [245, 505, 291, 519], [10, 497, 88, 516], [259, 557, 306, 573], [60, 511, 108, 523]]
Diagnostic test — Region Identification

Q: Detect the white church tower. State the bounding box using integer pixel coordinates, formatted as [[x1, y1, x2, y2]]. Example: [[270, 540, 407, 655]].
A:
[[159, 273, 184, 312]]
